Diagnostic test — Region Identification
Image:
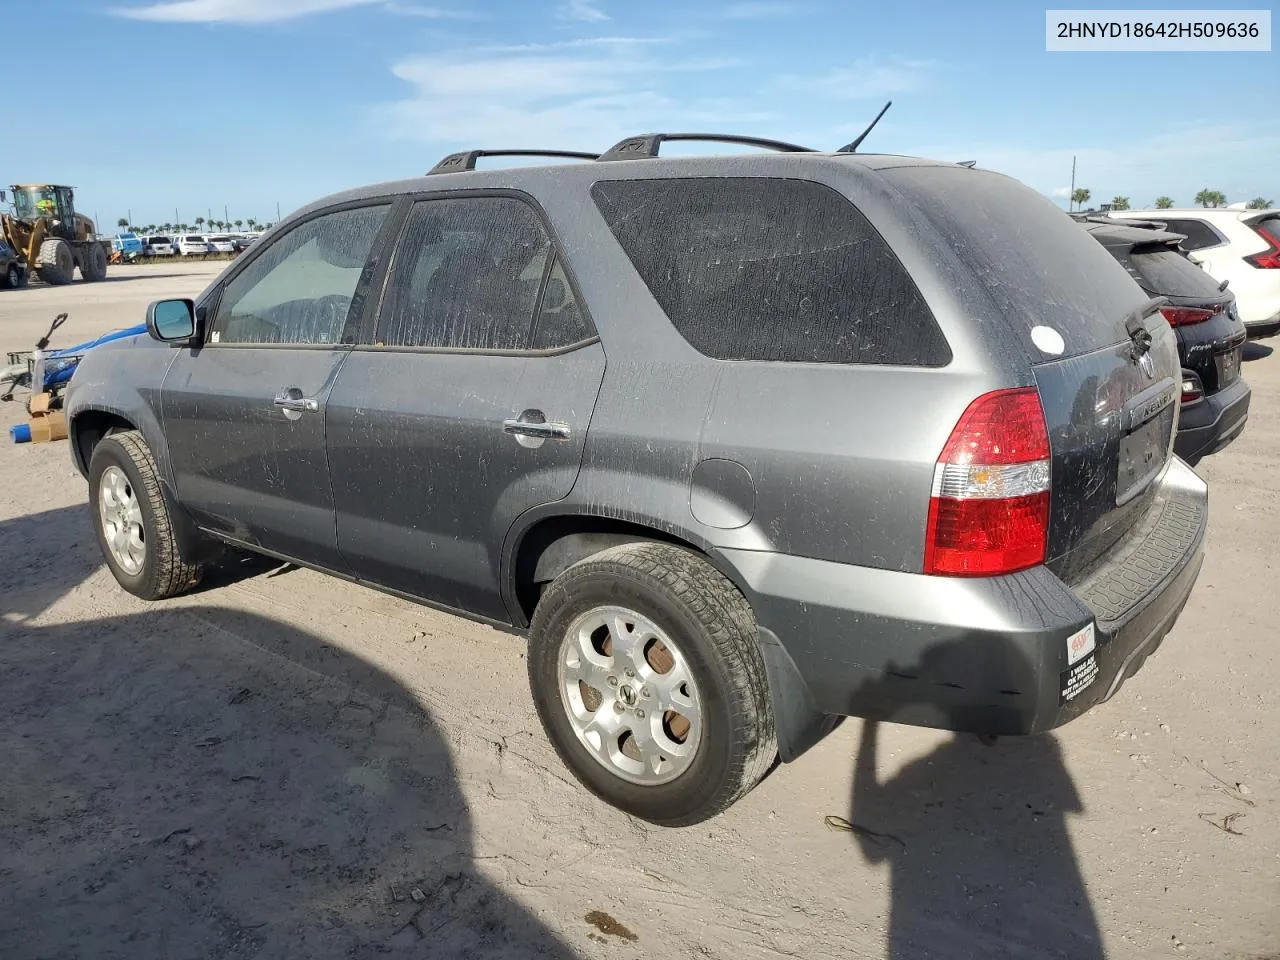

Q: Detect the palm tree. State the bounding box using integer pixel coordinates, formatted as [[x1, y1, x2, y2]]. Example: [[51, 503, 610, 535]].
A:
[[116, 217, 129, 230], [234, 219, 244, 231], [1246, 197, 1273, 210], [246, 218, 258, 232], [194, 216, 205, 233], [1194, 189, 1226, 208], [1110, 196, 1130, 210], [1154, 196, 1174, 209], [1070, 187, 1091, 211]]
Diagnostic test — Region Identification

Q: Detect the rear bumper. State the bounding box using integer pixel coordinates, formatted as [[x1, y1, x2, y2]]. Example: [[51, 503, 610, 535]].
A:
[[719, 457, 1207, 738], [1174, 376, 1250, 464]]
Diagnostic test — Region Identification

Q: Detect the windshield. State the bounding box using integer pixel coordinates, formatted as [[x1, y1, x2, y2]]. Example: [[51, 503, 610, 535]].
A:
[[13, 187, 56, 220]]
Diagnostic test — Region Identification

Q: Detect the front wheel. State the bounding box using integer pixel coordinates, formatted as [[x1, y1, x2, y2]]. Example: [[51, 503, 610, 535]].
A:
[[2, 263, 21, 289], [88, 430, 201, 600], [528, 542, 776, 826]]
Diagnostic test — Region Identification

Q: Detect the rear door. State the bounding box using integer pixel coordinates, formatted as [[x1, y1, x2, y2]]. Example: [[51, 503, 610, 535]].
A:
[[161, 201, 392, 568], [890, 168, 1182, 579], [326, 193, 605, 621]]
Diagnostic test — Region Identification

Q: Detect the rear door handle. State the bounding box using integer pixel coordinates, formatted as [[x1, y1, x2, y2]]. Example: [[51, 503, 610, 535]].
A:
[[503, 417, 570, 440], [273, 393, 319, 413]]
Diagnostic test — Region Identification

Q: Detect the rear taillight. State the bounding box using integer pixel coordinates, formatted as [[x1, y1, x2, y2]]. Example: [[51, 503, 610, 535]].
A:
[[1160, 305, 1218, 327], [924, 388, 1051, 577], [1245, 224, 1280, 269], [1181, 370, 1204, 405]]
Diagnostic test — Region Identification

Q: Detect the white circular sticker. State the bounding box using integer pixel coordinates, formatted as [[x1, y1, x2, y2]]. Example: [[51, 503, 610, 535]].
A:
[[1030, 325, 1065, 356]]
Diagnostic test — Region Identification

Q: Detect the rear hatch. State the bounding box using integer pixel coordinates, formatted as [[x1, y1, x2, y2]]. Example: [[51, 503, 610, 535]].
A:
[[1117, 232, 1244, 394], [886, 167, 1181, 581]]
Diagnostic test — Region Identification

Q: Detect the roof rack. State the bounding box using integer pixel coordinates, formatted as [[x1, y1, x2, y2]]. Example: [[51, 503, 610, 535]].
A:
[[596, 133, 816, 162], [427, 149, 600, 175]]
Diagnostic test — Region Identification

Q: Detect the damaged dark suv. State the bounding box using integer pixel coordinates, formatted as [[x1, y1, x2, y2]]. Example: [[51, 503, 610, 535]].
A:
[[66, 136, 1208, 824]]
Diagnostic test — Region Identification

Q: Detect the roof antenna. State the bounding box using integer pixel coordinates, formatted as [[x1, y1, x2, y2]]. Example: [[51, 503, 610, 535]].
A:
[[837, 100, 892, 153]]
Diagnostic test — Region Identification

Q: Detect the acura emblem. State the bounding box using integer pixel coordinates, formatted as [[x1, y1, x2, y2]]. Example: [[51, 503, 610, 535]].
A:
[[1138, 352, 1154, 379]]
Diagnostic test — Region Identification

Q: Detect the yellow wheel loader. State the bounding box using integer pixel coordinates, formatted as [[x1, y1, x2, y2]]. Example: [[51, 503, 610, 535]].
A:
[[1, 184, 109, 285]]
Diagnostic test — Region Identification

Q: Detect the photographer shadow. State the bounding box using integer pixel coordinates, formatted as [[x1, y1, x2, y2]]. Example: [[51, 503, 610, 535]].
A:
[[847, 641, 1105, 960]]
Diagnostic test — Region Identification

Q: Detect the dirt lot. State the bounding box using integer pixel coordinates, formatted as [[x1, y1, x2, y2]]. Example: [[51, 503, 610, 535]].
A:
[[1, 262, 1277, 960]]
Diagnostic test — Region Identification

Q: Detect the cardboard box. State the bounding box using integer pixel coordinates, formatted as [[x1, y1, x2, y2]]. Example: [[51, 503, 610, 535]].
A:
[[29, 410, 67, 443], [28, 392, 52, 416]]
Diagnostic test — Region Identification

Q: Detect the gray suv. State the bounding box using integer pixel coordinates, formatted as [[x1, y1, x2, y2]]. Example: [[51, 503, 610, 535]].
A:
[[66, 136, 1208, 825]]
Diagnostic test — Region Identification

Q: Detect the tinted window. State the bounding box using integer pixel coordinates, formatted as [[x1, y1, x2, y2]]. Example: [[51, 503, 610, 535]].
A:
[[1157, 218, 1223, 251], [210, 204, 388, 345], [378, 197, 551, 350], [531, 255, 591, 349], [591, 178, 948, 366], [886, 166, 1149, 358], [1129, 248, 1222, 299]]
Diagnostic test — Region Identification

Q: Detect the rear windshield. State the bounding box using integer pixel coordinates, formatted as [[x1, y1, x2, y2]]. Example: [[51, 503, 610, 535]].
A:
[[885, 167, 1150, 358], [1129, 247, 1223, 299], [185, 236, 203, 242], [149, 236, 170, 244]]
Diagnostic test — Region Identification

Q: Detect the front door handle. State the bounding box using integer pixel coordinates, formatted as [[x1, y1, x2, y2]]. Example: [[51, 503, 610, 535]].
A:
[[503, 417, 570, 441]]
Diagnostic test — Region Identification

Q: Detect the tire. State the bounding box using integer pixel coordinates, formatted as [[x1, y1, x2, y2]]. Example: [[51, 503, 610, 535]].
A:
[[35, 238, 74, 285], [88, 430, 202, 600], [80, 242, 108, 281], [2, 263, 20, 289], [528, 542, 776, 826]]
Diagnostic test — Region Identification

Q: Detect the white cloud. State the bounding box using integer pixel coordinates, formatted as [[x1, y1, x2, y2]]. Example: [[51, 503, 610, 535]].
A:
[[1050, 186, 1071, 198], [723, 2, 797, 19], [375, 39, 764, 151], [383, 2, 478, 18], [559, 0, 608, 22], [114, 0, 381, 21], [773, 57, 936, 99]]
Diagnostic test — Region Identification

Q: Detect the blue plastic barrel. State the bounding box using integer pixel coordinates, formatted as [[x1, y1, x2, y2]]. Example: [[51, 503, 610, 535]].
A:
[[10, 422, 32, 443]]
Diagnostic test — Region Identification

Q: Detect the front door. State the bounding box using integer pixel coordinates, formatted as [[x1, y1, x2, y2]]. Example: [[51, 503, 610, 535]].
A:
[[327, 195, 605, 621], [161, 201, 393, 568]]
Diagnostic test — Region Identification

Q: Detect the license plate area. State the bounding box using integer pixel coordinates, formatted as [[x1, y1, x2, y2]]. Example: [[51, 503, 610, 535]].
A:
[[1216, 345, 1241, 387], [1117, 380, 1176, 506]]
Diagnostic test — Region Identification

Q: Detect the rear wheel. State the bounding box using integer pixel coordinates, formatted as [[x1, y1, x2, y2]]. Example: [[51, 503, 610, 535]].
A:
[[88, 430, 202, 600], [80, 242, 108, 281], [528, 542, 776, 826], [36, 238, 74, 285]]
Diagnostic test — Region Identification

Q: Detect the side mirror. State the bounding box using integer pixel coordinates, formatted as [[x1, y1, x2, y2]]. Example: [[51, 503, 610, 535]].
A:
[[146, 298, 196, 343]]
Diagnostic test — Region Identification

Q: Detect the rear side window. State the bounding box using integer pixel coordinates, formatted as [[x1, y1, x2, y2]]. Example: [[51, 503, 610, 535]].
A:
[[590, 177, 950, 366], [1156, 218, 1224, 251], [377, 197, 554, 351], [1128, 247, 1222, 299]]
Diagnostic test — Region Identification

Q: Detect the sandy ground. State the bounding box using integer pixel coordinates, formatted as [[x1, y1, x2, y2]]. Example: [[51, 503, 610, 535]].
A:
[[1, 262, 1277, 960]]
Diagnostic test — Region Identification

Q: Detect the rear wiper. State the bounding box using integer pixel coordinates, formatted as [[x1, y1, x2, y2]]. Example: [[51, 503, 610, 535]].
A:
[[1124, 296, 1168, 356]]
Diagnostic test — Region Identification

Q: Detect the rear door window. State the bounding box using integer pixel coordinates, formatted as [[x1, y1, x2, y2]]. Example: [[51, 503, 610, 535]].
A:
[[590, 177, 950, 366], [1155, 218, 1224, 251], [376, 197, 553, 351]]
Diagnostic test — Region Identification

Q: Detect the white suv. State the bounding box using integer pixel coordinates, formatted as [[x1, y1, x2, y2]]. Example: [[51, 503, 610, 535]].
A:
[[1109, 208, 1280, 338], [173, 234, 210, 256]]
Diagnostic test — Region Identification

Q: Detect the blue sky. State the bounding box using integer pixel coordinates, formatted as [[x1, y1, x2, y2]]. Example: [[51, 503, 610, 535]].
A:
[[6, 0, 1275, 230]]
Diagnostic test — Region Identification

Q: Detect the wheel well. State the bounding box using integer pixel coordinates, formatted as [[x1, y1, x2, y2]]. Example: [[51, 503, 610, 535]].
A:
[[72, 410, 136, 473], [512, 516, 700, 624]]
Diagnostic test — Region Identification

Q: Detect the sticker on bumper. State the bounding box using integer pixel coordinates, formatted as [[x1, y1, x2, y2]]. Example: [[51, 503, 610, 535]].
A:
[[1066, 623, 1096, 666], [1061, 653, 1099, 704]]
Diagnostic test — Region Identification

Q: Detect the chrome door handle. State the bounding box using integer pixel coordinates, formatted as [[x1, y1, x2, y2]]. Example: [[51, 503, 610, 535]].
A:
[[503, 418, 570, 440], [273, 395, 319, 413]]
